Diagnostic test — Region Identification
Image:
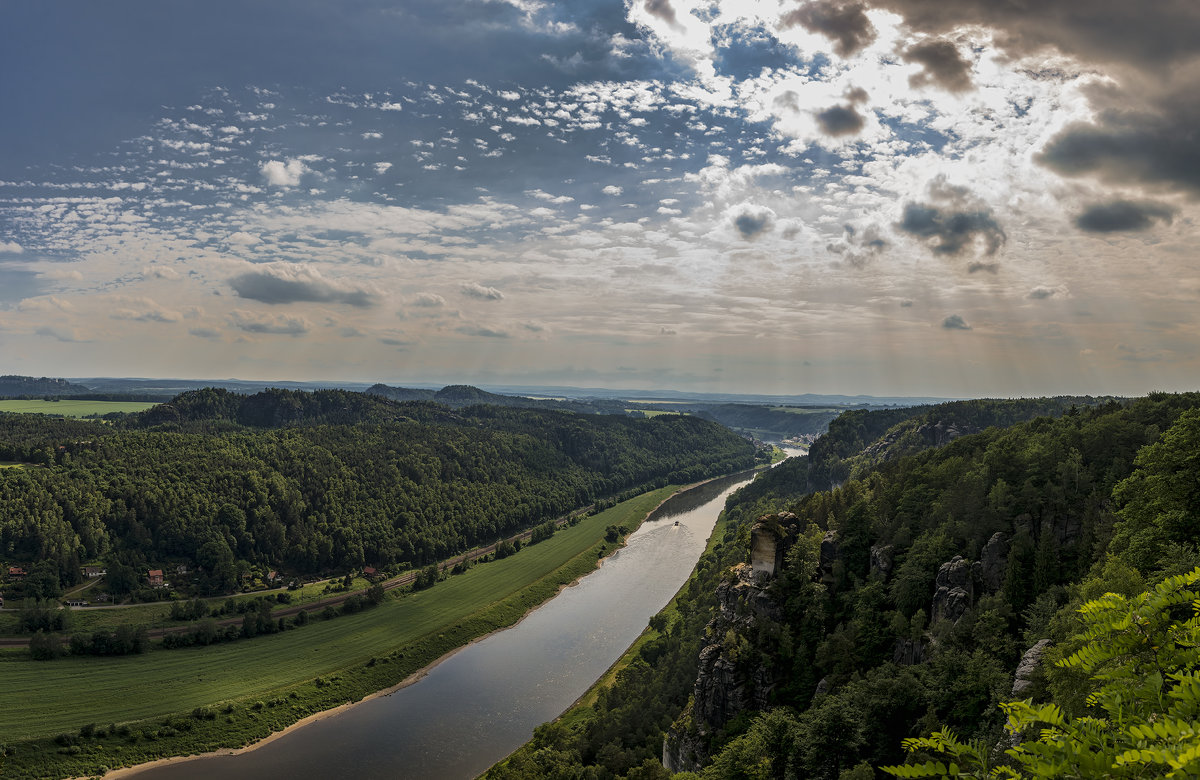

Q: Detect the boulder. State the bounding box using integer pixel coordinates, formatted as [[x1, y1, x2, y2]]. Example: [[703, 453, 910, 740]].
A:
[[1013, 639, 1052, 697], [870, 544, 894, 580], [819, 530, 840, 584], [932, 555, 974, 623], [978, 532, 1009, 592]]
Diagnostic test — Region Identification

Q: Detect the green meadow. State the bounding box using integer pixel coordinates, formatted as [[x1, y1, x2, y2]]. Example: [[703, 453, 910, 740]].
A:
[[0, 399, 159, 417], [0, 485, 676, 771]]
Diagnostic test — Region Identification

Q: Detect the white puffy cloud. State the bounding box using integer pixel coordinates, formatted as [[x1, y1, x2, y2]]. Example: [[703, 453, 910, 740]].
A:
[[260, 158, 309, 187]]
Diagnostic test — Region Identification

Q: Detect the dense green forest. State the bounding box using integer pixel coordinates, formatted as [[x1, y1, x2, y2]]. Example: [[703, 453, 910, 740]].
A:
[[488, 393, 1200, 779], [0, 389, 754, 595]]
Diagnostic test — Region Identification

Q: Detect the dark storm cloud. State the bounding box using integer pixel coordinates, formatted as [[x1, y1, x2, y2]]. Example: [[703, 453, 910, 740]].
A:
[[870, 0, 1200, 196], [780, 0, 877, 57], [898, 203, 1005, 257], [1074, 199, 1177, 232], [644, 0, 678, 26], [230, 269, 377, 308], [732, 205, 775, 239], [942, 314, 971, 330], [1037, 96, 1200, 196], [815, 104, 865, 136], [904, 39, 973, 93]]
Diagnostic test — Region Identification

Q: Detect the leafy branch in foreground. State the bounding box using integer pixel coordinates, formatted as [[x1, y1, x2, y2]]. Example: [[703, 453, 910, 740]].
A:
[[882, 567, 1200, 778]]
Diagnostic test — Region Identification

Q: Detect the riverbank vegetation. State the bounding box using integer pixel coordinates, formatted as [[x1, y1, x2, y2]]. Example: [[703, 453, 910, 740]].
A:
[[489, 393, 1200, 779], [0, 485, 682, 779]]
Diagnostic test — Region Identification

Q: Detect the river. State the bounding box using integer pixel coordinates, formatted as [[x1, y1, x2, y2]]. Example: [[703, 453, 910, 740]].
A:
[[127, 462, 791, 780]]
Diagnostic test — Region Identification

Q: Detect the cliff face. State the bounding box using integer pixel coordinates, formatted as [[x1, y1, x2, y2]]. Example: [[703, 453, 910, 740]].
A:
[[664, 562, 782, 772]]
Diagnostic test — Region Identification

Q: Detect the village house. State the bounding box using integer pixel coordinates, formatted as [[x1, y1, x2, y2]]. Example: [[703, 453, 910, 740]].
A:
[[8, 566, 27, 579], [81, 565, 106, 578], [362, 566, 379, 579], [147, 569, 165, 588]]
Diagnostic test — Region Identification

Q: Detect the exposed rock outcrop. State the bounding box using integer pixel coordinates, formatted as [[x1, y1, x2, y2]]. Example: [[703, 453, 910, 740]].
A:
[[1012, 639, 1052, 697], [870, 544, 894, 580], [750, 512, 800, 578], [664, 563, 779, 772], [932, 555, 974, 624], [977, 532, 1009, 592], [893, 637, 927, 666], [819, 530, 840, 585]]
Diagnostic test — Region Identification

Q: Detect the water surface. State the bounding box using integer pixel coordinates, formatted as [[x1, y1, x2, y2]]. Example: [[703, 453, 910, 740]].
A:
[[131, 470, 759, 780]]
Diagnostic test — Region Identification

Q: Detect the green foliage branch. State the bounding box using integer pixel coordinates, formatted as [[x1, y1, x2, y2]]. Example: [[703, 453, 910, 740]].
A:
[[883, 567, 1200, 778]]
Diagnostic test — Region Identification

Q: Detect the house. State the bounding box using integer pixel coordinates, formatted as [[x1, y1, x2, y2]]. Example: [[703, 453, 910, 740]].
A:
[[81, 565, 106, 578], [7, 566, 27, 579], [362, 566, 379, 579], [147, 569, 165, 588], [66, 598, 89, 607], [266, 571, 278, 583], [176, 564, 190, 575]]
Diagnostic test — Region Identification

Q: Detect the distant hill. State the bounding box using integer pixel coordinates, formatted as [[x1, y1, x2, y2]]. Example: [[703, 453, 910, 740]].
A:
[[0, 375, 92, 398]]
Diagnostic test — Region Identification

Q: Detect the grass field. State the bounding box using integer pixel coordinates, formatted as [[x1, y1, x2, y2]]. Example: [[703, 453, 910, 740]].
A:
[[0, 399, 159, 417], [0, 486, 677, 744]]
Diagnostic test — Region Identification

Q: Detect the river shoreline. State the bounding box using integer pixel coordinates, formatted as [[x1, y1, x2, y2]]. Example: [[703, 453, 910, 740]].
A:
[[80, 468, 762, 780]]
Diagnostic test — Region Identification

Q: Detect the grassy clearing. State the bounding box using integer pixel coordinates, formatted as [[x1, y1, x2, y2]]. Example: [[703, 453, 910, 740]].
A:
[[0, 486, 678, 778], [625, 408, 675, 418], [0, 461, 32, 469], [0, 399, 159, 417]]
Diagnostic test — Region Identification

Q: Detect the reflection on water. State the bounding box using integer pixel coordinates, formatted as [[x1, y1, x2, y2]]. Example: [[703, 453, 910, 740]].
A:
[[131, 470, 759, 780]]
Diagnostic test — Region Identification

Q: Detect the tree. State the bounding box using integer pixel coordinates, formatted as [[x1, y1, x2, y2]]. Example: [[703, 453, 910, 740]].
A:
[[883, 567, 1200, 778]]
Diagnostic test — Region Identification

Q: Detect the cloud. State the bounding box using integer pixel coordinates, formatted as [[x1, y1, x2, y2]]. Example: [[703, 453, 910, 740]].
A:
[[142, 266, 182, 280], [260, 158, 309, 187], [659, 326, 677, 335], [460, 282, 504, 301], [35, 326, 89, 342], [229, 310, 310, 336], [189, 327, 222, 339], [456, 324, 509, 338], [729, 203, 776, 240], [779, 0, 877, 57], [18, 296, 74, 313], [112, 297, 183, 323], [1074, 199, 1178, 232], [942, 314, 971, 330], [41, 268, 84, 281], [226, 231, 261, 246], [873, 0, 1200, 73], [1028, 285, 1068, 300], [0, 241, 23, 254], [411, 292, 446, 307], [815, 104, 865, 136], [905, 39, 973, 93], [602, 185, 623, 196], [230, 265, 377, 307], [643, 0, 678, 26], [897, 178, 1005, 258]]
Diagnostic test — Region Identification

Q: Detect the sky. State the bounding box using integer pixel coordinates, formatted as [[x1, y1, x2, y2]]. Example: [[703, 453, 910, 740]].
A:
[[0, 0, 1197, 398]]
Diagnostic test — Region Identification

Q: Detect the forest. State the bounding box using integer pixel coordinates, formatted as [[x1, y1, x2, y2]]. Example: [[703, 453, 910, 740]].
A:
[[488, 392, 1200, 779], [0, 388, 755, 595]]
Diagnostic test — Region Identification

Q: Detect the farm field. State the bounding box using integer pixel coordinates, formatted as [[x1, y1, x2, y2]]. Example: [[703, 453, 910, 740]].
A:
[[0, 399, 159, 417], [0, 485, 677, 742]]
